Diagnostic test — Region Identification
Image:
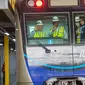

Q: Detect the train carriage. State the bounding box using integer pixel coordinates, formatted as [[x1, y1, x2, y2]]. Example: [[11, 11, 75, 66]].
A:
[[16, 0, 85, 85]]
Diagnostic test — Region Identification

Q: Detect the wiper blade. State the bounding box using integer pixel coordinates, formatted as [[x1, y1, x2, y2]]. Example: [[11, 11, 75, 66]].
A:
[[36, 40, 51, 53], [27, 36, 51, 53]]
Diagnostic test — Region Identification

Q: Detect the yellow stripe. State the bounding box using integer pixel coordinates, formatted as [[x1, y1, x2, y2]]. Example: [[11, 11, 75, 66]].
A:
[[4, 35, 9, 85], [9, 0, 16, 11]]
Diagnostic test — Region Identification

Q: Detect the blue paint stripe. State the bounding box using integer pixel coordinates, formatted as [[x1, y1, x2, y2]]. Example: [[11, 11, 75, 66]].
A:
[[24, 54, 85, 70]]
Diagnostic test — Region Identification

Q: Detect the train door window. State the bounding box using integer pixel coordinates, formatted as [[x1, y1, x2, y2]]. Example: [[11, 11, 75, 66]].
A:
[[73, 12, 85, 44], [24, 12, 70, 46]]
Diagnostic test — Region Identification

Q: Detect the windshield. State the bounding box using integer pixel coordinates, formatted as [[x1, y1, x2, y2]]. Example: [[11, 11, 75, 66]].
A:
[[24, 13, 70, 46], [74, 13, 85, 44]]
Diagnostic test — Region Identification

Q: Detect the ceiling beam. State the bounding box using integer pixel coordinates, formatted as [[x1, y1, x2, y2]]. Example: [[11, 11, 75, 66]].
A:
[[3, 9, 15, 26], [0, 27, 15, 43], [0, 22, 15, 28]]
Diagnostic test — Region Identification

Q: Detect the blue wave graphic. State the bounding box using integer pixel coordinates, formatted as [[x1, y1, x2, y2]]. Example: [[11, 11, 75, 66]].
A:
[[24, 54, 85, 70]]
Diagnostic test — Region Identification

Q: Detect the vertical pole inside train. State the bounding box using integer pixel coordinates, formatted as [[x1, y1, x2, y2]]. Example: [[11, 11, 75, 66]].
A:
[[4, 35, 9, 85]]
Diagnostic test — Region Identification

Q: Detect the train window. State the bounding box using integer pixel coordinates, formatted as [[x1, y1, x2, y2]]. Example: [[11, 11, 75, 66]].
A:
[[25, 13, 70, 46], [74, 13, 85, 44]]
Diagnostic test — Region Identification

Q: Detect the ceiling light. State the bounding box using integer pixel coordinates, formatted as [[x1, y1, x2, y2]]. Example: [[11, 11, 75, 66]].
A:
[[10, 48, 13, 51], [16, 28, 18, 31], [14, 50, 16, 52], [5, 32, 10, 36], [13, 39, 16, 42], [0, 43, 3, 46]]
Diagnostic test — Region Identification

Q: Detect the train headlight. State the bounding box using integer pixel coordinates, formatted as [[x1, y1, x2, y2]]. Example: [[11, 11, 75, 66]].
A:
[[36, 0, 43, 7], [28, 0, 35, 7]]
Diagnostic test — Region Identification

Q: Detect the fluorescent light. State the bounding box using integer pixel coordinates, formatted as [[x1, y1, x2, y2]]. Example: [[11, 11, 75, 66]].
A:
[[10, 48, 13, 51], [14, 50, 16, 51], [13, 39, 16, 42], [0, 43, 3, 46], [16, 29, 18, 31], [5, 32, 9, 36]]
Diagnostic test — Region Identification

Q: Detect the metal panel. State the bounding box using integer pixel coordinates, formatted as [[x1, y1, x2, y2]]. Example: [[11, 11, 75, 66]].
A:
[[49, 0, 78, 7], [0, 0, 8, 9]]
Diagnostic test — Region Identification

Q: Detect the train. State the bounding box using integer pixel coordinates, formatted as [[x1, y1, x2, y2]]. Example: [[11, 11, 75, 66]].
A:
[[16, 0, 85, 85]]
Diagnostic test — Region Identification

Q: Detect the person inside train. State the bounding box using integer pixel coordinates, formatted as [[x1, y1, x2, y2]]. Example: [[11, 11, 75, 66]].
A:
[[75, 16, 85, 43], [30, 20, 46, 38], [80, 18, 85, 42], [49, 16, 67, 39], [75, 16, 81, 44]]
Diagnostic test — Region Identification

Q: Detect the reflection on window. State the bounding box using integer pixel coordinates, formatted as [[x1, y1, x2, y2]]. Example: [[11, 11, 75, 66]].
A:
[[74, 14, 85, 44], [25, 13, 69, 45]]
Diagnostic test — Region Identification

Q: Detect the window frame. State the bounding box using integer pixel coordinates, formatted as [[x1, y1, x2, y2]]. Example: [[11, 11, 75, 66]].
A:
[[23, 12, 71, 46], [72, 11, 85, 46]]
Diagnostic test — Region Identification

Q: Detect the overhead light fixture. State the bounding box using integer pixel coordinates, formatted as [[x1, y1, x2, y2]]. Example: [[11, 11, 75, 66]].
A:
[[14, 50, 16, 52], [10, 48, 13, 51], [13, 39, 16, 42], [0, 43, 3, 46], [5, 32, 10, 36], [16, 28, 18, 31]]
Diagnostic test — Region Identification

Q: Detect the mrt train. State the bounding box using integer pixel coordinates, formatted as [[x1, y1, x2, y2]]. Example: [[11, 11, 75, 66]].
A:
[[16, 0, 85, 85]]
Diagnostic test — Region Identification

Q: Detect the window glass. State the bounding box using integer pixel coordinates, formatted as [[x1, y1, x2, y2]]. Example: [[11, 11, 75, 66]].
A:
[[74, 13, 85, 44], [25, 13, 70, 46]]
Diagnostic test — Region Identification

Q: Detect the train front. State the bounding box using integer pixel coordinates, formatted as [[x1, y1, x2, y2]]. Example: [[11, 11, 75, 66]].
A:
[[16, 0, 85, 85]]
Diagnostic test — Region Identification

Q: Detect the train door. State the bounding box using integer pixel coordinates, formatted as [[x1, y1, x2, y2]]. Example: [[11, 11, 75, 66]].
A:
[[72, 12, 85, 77]]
